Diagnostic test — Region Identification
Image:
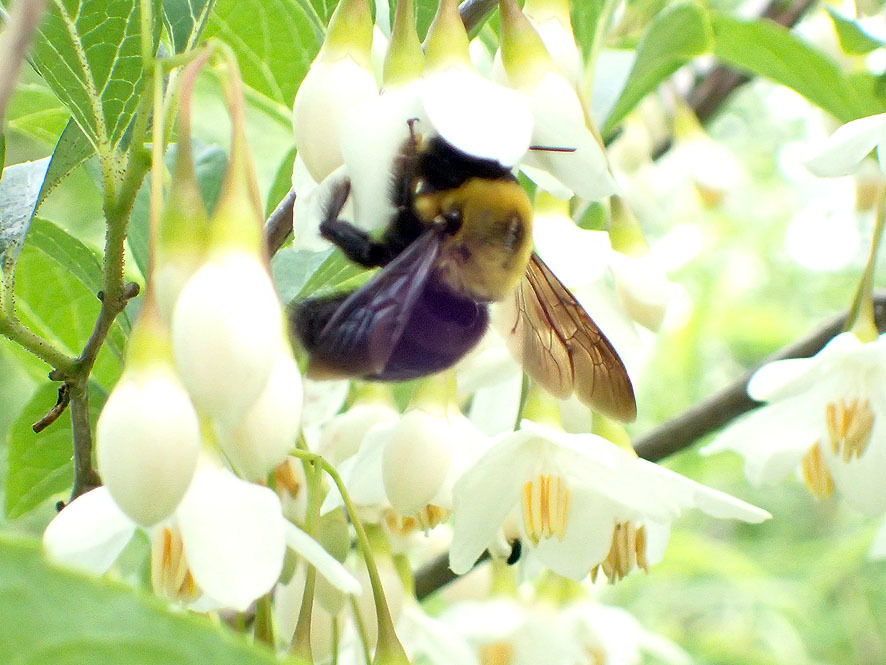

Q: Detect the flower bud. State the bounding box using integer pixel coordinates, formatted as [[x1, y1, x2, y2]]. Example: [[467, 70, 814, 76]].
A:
[[97, 305, 200, 526], [319, 399, 399, 464], [215, 348, 303, 481], [172, 251, 284, 423], [293, 0, 378, 183]]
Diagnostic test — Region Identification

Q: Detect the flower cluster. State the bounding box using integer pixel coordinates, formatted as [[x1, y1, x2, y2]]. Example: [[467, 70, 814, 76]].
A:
[[43, 54, 357, 612]]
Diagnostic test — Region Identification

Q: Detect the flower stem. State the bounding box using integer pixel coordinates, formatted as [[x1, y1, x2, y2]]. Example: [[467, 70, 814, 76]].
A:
[[846, 185, 886, 341], [292, 460, 323, 662], [349, 594, 372, 665], [254, 592, 275, 647]]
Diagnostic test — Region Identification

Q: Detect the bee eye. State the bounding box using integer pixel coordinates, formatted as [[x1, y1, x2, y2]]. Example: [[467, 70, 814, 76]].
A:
[[442, 209, 462, 233]]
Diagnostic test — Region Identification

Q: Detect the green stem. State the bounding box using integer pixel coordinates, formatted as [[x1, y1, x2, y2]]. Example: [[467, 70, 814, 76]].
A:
[[291, 461, 323, 662], [254, 592, 275, 647], [513, 372, 530, 431], [845, 186, 886, 341], [289, 449, 408, 663], [0, 308, 75, 374], [582, 0, 619, 108], [348, 595, 372, 665]]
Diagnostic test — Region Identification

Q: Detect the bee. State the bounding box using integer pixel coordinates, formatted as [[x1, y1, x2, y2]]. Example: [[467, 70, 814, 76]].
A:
[[291, 123, 636, 422]]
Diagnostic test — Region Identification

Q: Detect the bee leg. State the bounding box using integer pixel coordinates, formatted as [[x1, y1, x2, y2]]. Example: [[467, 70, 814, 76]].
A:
[[320, 179, 397, 267]]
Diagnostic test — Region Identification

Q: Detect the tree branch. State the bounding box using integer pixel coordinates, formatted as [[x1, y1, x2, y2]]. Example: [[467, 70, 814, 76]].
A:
[[66, 383, 101, 504], [264, 188, 296, 256]]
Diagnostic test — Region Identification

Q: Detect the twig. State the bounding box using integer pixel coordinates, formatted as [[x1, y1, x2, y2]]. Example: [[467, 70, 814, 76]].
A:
[[31, 384, 69, 433], [460, 0, 497, 33], [263, 188, 297, 256], [0, 0, 48, 126]]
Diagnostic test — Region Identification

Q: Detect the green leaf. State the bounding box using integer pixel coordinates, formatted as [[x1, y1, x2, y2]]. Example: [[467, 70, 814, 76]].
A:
[[0, 158, 50, 271], [0, 535, 283, 665], [271, 246, 331, 304], [571, 0, 605, 61], [710, 12, 885, 123], [162, 0, 217, 53], [35, 120, 95, 212], [293, 249, 371, 301], [265, 145, 296, 218], [826, 6, 885, 55], [602, 3, 713, 137], [4, 82, 70, 144], [127, 140, 228, 278], [13, 242, 125, 387], [204, 0, 322, 109], [27, 0, 161, 153], [24, 217, 130, 333], [4, 381, 106, 519]]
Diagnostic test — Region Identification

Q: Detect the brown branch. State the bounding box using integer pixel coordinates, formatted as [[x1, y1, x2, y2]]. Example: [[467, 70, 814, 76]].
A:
[[65, 384, 101, 505], [31, 383, 69, 433], [264, 188, 297, 256], [460, 0, 497, 33]]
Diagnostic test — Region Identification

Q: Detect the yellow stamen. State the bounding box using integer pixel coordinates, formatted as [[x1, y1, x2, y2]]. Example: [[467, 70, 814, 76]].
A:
[[801, 442, 834, 499], [590, 521, 649, 584], [521, 474, 571, 545], [415, 504, 451, 531], [826, 398, 875, 462], [383, 505, 451, 536], [151, 525, 199, 603], [480, 641, 514, 665], [273, 457, 302, 499]]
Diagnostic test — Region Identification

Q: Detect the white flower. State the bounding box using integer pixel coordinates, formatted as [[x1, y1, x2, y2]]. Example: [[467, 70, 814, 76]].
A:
[[805, 112, 886, 178], [96, 362, 200, 526], [215, 349, 303, 481], [704, 332, 886, 515], [44, 468, 360, 611], [450, 421, 770, 581], [172, 251, 284, 424], [318, 400, 400, 464]]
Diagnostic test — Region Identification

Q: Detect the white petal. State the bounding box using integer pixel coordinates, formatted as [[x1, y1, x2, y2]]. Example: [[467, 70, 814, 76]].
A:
[[639, 459, 771, 523], [869, 517, 886, 559], [176, 469, 286, 611], [421, 70, 533, 166], [806, 113, 886, 177], [466, 369, 523, 436], [534, 491, 618, 579], [822, 418, 886, 516], [525, 97, 618, 201], [399, 603, 481, 665], [341, 86, 425, 233], [532, 216, 611, 287], [43, 487, 135, 574], [318, 402, 399, 464], [702, 400, 818, 486], [450, 432, 537, 574], [284, 521, 361, 595], [519, 163, 574, 199], [747, 357, 819, 401], [642, 520, 671, 566]]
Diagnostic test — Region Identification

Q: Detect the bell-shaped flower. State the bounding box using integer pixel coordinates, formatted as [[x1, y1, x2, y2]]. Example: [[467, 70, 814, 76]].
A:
[[292, 0, 379, 183], [44, 467, 360, 612], [96, 302, 200, 527], [215, 346, 303, 481], [498, 0, 616, 201], [450, 420, 770, 581], [704, 331, 886, 515], [172, 250, 284, 423], [806, 112, 886, 177], [318, 387, 400, 464]]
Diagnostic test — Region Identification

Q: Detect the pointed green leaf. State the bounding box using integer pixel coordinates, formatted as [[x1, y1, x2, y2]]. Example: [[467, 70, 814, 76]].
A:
[[4, 381, 106, 519], [291, 248, 370, 301], [826, 7, 885, 56], [36, 119, 95, 211], [204, 0, 323, 109], [27, 0, 162, 153], [710, 12, 886, 123], [603, 3, 713, 137], [0, 536, 283, 665], [162, 0, 217, 53], [4, 82, 69, 144]]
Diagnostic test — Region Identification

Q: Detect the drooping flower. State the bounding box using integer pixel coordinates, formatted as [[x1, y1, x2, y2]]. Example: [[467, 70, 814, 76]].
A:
[[44, 467, 360, 611], [450, 420, 770, 581], [704, 331, 886, 515]]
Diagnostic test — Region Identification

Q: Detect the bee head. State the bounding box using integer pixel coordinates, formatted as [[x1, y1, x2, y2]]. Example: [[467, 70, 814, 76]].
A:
[[430, 179, 533, 302]]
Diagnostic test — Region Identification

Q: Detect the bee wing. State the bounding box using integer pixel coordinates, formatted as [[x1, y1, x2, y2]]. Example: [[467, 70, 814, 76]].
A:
[[501, 252, 637, 422], [309, 231, 441, 378]]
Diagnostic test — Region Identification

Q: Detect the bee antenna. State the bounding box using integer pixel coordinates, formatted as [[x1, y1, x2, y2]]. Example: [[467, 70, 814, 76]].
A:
[[529, 145, 577, 153]]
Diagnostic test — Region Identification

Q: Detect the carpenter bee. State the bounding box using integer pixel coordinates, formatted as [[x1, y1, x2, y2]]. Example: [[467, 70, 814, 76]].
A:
[[291, 124, 636, 422]]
